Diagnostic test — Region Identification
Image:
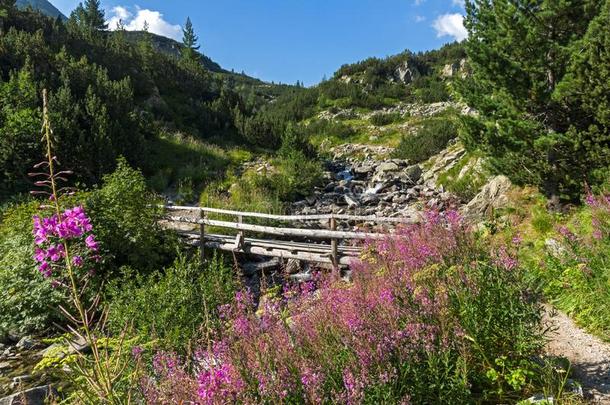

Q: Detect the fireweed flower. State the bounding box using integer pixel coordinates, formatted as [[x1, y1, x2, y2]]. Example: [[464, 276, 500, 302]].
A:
[[32, 206, 99, 278], [85, 235, 98, 251], [72, 255, 83, 267]]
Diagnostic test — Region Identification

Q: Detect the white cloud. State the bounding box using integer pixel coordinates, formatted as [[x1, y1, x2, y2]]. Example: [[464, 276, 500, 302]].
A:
[[106, 6, 131, 30], [432, 13, 467, 41], [414, 15, 426, 23], [452, 0, 465, 7], [106, 6, 182, 40], [413, 0, 425, 6]]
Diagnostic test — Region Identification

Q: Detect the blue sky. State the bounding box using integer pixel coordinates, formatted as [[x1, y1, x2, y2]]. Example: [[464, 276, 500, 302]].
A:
[[51, 0, 466, 86]]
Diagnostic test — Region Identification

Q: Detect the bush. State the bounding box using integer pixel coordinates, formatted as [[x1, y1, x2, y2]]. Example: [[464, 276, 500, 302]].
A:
[[139, 211, 553, 403], [0, 201, 65, 334], [107, 254, 236, 349], [369, 112, 403, 126], [271, 149, 323, 201], [535, 193, 610, 337], [304, 118, 356, 140], [393, 117, 458, 162], [86, 158, 178, 275], [0, 159, 177, 334]]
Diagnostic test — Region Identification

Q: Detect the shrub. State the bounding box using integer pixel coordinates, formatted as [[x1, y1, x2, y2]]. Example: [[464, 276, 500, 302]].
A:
[[271, 150, 323, 201], [535, 193, 610, 337], [107, 254, 236, 349], [369, 112, 403, 126], [304, 118, 356, 140], [0, 159, 177, 334], [86, 158, 178, 275], [0, 201, 65, 334], [140, 211, 550, 403], [393, 117, 458, 162]]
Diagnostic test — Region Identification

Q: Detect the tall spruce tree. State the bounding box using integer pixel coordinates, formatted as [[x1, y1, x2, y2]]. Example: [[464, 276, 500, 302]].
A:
[[0, 0, 15, 35], [459, 0, 604, 201], [181, 17, 200, 62], [69, 0, 107, 32]]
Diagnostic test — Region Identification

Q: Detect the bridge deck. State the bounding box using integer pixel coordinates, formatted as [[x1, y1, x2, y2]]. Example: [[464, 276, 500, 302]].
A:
[[182, 232, 361, 266]]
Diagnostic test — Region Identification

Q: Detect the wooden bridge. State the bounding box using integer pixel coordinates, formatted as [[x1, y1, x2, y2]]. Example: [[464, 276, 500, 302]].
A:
[[164, 205, 417, 269]]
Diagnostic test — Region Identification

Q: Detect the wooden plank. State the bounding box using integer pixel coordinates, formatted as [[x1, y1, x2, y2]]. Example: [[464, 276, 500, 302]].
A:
[[182, 233, 362, 255], [203, 233, 361, 257], [204, 239, 357, 266], [164, 205, 418, 224], [167, 216, 386, 240]]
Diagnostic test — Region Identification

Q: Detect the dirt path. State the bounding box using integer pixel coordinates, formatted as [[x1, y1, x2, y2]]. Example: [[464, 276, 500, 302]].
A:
[[544, 306, 610, 403]]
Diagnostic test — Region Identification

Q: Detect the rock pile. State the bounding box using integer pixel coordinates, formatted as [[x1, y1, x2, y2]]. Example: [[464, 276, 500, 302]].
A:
[[290, 156, 457, 227]]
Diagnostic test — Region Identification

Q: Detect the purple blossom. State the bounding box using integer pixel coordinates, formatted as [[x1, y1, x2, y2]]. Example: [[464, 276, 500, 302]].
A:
[[72, 255, 83, 267], [38, 261, 51, 278], [131, 346, 143, 359], [85, 235, 98, 251], [197, 363, 244, 404], [32, 206, 98, 280], [34, 247, 47, 263]]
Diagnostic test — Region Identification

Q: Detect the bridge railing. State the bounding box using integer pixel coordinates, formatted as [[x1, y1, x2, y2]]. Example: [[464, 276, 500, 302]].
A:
[[163, 205, 417, 269]]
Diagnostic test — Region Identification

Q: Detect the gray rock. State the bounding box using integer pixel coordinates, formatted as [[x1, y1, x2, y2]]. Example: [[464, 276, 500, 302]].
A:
[[376, 162, 399, 173], [0, 385, 56, 405], [10, 375, 33, 389], [544, 238, 565, 258], [361, 194, 380, 206], [344, 195, 359, 208], [15, 336, 36, 350], [461, 175, 512, 221], [0, 362, 10, 370], [401, 165, 422, 184], [524, 394, 554, 404]]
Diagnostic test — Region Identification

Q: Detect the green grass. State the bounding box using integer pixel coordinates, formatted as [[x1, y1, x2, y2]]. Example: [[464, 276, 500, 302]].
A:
[[143, 131, 254, 195]]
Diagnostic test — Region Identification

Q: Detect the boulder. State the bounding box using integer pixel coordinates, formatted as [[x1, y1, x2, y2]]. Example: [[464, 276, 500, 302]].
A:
[[376, 162, 399, 173], [15, 336, 36, 350], [344, 195, 359, 208], [399, 165, 422, 184], [461, 175, 512, 221], [394, 60, 418, 84], [0, 386, 56, 405]]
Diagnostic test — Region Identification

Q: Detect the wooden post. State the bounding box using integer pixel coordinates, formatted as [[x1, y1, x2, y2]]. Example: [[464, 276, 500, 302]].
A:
[[200, 210, 206, 264], [330, 215, 338, 275], [238, 214, 244, 241]]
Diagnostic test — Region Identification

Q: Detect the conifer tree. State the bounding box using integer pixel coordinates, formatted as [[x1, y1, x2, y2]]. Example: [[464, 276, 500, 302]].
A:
[[0, 0, 15, 35], [84, 0, 106, 29], [459, 0, 603, 201], [181, 17, 200, 62], [69, 0, 107, 33]]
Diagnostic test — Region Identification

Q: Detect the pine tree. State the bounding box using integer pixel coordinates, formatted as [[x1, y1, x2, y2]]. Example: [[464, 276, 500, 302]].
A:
[[84, 0, 106, 29], [69, 0, 107, 32], [555, 0, 610, 188], [138, 21, 154, 71], [181, 17, 200, 62], [459, 0, 603, 201], [0, 0, 15, 35]]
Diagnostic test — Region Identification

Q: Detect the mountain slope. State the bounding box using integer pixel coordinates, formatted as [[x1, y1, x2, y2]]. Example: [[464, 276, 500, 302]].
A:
[[15, 0, 66, 20]]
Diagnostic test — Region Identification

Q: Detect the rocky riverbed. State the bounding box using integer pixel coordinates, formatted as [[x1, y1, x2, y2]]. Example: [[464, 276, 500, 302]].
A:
[[289, 143, 465, 230]]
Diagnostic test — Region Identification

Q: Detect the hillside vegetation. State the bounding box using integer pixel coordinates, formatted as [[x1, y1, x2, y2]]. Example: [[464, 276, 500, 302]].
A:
[[0, 0, 610, 403]]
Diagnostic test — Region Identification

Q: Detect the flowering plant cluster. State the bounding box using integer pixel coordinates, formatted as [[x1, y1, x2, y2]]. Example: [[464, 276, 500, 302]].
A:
[[141, 210, 542, 403], [33, 205, 100, 279], [537, 191, 610, 336]]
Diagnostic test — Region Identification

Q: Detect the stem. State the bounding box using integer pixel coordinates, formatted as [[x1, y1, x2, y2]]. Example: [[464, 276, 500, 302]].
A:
[[41, 90, 115, 401]]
